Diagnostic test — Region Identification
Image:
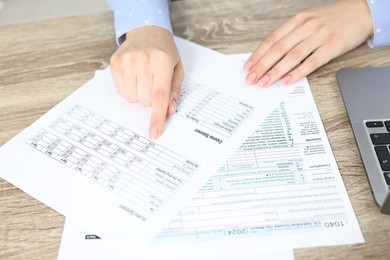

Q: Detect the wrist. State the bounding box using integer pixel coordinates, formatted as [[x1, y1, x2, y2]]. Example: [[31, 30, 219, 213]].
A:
[[124, 25, 173, 44], [358, 0, 374, 37]]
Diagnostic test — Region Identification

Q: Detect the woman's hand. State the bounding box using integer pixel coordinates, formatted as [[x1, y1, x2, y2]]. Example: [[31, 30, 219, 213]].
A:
[[244, 0, 373, 87], [110, 26, 184, 139]]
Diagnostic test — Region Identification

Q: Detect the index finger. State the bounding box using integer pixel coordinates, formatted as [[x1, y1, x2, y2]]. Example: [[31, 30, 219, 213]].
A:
[[148, 67, 174, 140]]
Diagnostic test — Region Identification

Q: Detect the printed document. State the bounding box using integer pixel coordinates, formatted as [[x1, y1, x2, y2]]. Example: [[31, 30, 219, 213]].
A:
[[57, 54, 363, 259], [58, 219, 294, 260], [0, 38, 293, 256]]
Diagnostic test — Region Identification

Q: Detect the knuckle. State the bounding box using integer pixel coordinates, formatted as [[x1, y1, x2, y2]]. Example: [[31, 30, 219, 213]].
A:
[[293, 11, 310, 23], [152, 89, 168, 103], [252, 63, 268, 75], [305, 55, 321, 69], [263, 34, 278, 48], [327, 34, 343, 47], [129, 50, 155, 71], [317, 26, 332, 38], [122, 51, 135, 62], [136, 50, 151, 63], [269, 66, 281, 78], [170, 66, 184, 99], [295, 12, 323, 32], [170, 83, 181, 98], [155, 50, 172, 65], [288, 48, 303, 60], [302, 16, 318, 28], [271, 42, 287, 55], [110, 52, 122, 68], [121, 52, 138, 70]]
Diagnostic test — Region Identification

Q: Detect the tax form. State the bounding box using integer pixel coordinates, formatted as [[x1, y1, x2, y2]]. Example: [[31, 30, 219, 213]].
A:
[[0, 38, 292, 256], [58, 54, 363, 259], [58, 219, 294, 260]]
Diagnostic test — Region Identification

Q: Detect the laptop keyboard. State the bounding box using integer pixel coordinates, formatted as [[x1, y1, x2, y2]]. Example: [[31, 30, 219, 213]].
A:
[[367, 120, 390, 185]]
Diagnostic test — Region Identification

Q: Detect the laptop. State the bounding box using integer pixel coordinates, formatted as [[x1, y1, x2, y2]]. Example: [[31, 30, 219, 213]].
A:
[[337, 66, 390, 215]]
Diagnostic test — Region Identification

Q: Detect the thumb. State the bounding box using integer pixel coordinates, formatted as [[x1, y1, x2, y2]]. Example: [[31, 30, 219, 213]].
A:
[[167, 62, 184, 116]]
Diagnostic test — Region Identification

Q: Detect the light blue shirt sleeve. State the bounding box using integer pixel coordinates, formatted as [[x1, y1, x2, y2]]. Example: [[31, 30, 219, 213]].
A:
[[107, 0, 172, 45], [366, 0, 390, 48]]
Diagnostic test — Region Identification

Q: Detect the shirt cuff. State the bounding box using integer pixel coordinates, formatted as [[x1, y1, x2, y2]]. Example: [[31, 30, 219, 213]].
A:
[[366, 0, 390, 48], [109, 0, 172, 45]]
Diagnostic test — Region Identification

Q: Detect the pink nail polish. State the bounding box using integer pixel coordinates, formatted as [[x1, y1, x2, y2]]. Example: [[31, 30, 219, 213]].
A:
[[243, 61, 253, 72], [282, 74, 292, 85], [258, 75, 270, 87], [246, 72, 257, 85], [149, 126, 159, 140]]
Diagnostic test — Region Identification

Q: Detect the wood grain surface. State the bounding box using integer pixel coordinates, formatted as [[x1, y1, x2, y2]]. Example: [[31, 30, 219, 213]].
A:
[[1, 0, 390, 259]]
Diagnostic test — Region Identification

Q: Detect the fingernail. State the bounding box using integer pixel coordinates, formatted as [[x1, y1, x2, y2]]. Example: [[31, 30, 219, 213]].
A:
[[149, 126, 159, 140], [246, 72, 257, 85], [243, 61, 253, 72], [170, 99, 177, 114], [282, 74, 292, 85], [258, 74, 270, 87]]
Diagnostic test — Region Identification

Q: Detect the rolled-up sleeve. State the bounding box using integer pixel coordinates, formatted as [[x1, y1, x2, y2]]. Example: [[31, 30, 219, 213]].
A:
[[366, 0, 390, 48], [107, 0, 172, 45]]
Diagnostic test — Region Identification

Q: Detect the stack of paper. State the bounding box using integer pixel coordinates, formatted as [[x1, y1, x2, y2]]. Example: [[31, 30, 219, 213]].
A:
[[0, 38, 363, 260]]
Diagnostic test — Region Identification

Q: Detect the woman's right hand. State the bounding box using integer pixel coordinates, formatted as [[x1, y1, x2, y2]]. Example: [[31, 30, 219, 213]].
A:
[[110, 26, 184, 139]]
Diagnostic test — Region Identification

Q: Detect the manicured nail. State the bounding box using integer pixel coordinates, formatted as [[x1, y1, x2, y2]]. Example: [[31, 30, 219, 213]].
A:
[[149, 126, 159, 140], [246, 72, 257, 85], [282, 74, 292, 85], [170, 99, 177, 114], [243, 61, 253, 72], [258, 74, 270, 87]]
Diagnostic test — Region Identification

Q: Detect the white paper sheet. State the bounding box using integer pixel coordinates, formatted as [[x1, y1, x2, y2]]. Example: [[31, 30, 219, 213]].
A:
[[0, 38, 293, 256], [57, 54, 363, 260], [142, 55, 364, 251], [146, 76, 364, 255], [58, 219, 294, 260]]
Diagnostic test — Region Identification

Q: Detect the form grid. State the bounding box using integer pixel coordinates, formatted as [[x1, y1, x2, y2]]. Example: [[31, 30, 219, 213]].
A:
[[26, 105, 200, 215], [176, 78, 256, 137]]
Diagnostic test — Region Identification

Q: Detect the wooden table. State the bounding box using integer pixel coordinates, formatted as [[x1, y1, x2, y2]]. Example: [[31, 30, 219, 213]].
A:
[[1, 0, 390, 259]]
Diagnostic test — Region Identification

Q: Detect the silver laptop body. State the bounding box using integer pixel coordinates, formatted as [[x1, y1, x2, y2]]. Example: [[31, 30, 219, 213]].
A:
[[337, 67, 390, 214]]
